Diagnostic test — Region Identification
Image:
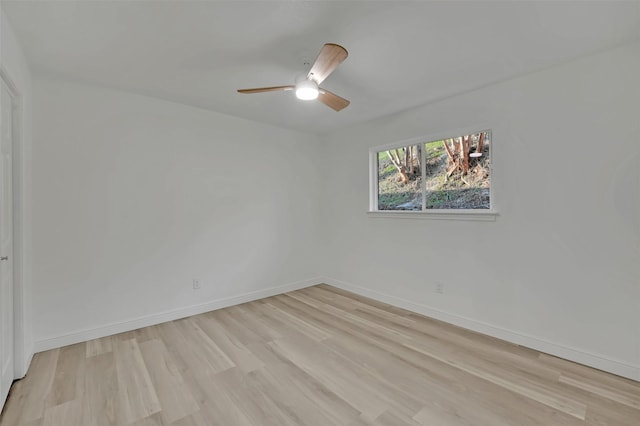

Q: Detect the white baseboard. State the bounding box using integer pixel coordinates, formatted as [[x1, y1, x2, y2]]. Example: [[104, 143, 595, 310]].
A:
[[322, 277, 640, 382], [33, 277, 323, 353], [16, 345, 33, 379]]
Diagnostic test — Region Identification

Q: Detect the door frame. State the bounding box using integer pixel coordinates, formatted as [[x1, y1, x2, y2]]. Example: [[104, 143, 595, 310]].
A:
[[0, 66, 27, 379]]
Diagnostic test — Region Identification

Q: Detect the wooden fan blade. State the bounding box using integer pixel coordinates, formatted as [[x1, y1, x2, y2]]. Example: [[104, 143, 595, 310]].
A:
[[237, 85, 294, 94], [307, 43, 348, 84], [318, 89, 350, 111]]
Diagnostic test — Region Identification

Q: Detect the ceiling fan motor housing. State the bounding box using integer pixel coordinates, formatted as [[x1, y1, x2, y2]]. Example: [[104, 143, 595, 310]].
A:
[[295, 78, 319, 100]]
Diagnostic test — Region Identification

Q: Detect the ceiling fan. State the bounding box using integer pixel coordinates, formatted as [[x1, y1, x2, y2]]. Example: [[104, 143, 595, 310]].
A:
[[237, 43, 350, 111]]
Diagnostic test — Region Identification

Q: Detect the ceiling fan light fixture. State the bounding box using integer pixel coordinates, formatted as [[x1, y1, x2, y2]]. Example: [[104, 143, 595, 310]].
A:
[[295, 79, 319, 100], [237, 43, 349, 111]]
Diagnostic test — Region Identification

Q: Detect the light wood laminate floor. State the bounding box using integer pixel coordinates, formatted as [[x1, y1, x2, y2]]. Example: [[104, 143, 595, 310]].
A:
[[1, 284, 639, 425]]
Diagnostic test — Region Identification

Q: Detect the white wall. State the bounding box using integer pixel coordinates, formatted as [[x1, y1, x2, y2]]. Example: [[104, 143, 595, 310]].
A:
[[321, 42, 640, 380], [32, 75, 323, 349], [0, 8, 33, 378], [28, 42, 640, 381]]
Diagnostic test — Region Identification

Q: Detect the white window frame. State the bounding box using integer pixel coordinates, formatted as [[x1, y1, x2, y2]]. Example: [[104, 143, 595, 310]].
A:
[[368, 127, 498, 221]]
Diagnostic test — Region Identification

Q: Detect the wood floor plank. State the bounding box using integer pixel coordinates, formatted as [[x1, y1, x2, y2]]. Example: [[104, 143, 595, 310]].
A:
[[207, 367, 299, 426], [2, 284, 639, 426], [248, 362, 360, 425], [81, 352, 118, 426], [172, 318, 235, 374], [315, 284, 409, 315], [201, 308, 269, 350], [85, 336, 113, 358], [192, 315, 264, 374], [375, 410, 422, 426], [413, 404, 480, 426], [405, 339, 588, 419], [559, 373, 640, 409], [183, 389, 253, 426], [128, 412, 165, 426], [321, 325, 564, 426], [308, 286, 417, 328], [224, 302, 284, 342], [42, 399, 82, 426], [170, 413, 205, 426], [270, 290, 591, 425], [46, 343, 86, 408], [267, 336, 391, 419], [321, 333, 500, 422], [260, 300, 331, 341], [287, 288, 590, 423], [1, 349, 60, 425], [138, 339, 200, 423], [113, 338, 161, 424]]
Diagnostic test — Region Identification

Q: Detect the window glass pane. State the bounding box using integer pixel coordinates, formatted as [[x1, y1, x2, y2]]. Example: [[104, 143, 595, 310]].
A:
[[377, 145, 422, 210], [424, 131, 490, 209]]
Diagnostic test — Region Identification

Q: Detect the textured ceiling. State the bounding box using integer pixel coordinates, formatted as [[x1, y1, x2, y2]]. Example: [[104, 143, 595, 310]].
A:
[[2, 1, 639, 134]]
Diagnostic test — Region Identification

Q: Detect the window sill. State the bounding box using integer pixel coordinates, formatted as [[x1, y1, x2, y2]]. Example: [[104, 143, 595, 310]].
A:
[[367, 210, 498, 221]]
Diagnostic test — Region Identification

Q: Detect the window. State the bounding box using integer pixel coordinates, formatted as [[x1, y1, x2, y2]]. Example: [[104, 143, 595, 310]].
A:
[[370, 130, 492, 214]]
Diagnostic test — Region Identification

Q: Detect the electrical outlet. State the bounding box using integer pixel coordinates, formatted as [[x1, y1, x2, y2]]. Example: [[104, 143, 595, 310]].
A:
[[192, 279, 201, 290], [435, 282, 444, 294]]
